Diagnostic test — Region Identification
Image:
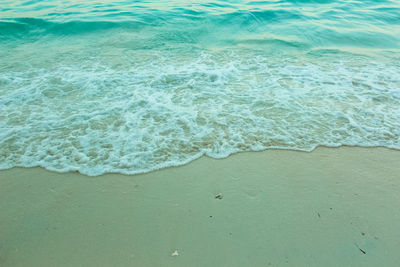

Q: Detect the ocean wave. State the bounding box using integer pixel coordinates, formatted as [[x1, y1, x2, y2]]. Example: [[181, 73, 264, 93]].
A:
[[1, 50, 399, 175], [1, 0, 400, 175]]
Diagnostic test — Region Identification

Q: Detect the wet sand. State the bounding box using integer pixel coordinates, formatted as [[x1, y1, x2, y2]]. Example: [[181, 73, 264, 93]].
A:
[[1, 147, 400, 266]]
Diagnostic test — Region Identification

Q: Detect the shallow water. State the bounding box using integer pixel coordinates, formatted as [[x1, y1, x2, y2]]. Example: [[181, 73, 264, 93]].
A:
[[1, 0, 400, 175]]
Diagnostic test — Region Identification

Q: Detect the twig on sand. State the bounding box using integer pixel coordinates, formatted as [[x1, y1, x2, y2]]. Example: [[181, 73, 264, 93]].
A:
[[354, 243, 366, 254]]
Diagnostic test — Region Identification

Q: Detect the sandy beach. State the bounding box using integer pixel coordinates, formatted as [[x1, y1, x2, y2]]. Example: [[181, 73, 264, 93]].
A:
[[2, 0, 400, 266], [1, 146, 400, 266]]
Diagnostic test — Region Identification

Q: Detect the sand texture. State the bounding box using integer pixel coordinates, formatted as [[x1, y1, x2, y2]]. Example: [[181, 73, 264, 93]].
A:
[[1, 147, 400, 266]]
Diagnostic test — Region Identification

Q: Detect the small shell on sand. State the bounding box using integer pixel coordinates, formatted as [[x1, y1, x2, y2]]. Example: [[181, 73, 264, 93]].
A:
[[172, 250, 179, 256]]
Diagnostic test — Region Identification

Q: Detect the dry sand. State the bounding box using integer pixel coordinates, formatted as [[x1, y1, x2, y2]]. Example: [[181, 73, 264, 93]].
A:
[[1, 147, 400, 266]]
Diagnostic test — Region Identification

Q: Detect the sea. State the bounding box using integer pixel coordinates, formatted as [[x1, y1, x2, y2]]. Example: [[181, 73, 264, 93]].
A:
[[1, 0, 399, 175]]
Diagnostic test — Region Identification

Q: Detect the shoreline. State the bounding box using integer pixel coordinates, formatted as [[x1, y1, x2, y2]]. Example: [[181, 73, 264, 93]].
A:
[[1, 146, 400, 266], [2, 144, 400, 177]]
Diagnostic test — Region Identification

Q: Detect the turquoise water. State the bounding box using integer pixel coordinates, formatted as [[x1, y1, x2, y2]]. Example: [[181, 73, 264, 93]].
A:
[[1, 0, 400, 175]]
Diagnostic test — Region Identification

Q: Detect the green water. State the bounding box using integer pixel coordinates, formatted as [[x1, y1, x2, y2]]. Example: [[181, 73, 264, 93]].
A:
[[1, 0, 400, 175]]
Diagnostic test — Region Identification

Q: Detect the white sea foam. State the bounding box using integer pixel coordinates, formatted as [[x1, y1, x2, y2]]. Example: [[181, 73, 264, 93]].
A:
[[1, 49, 400, 175]]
